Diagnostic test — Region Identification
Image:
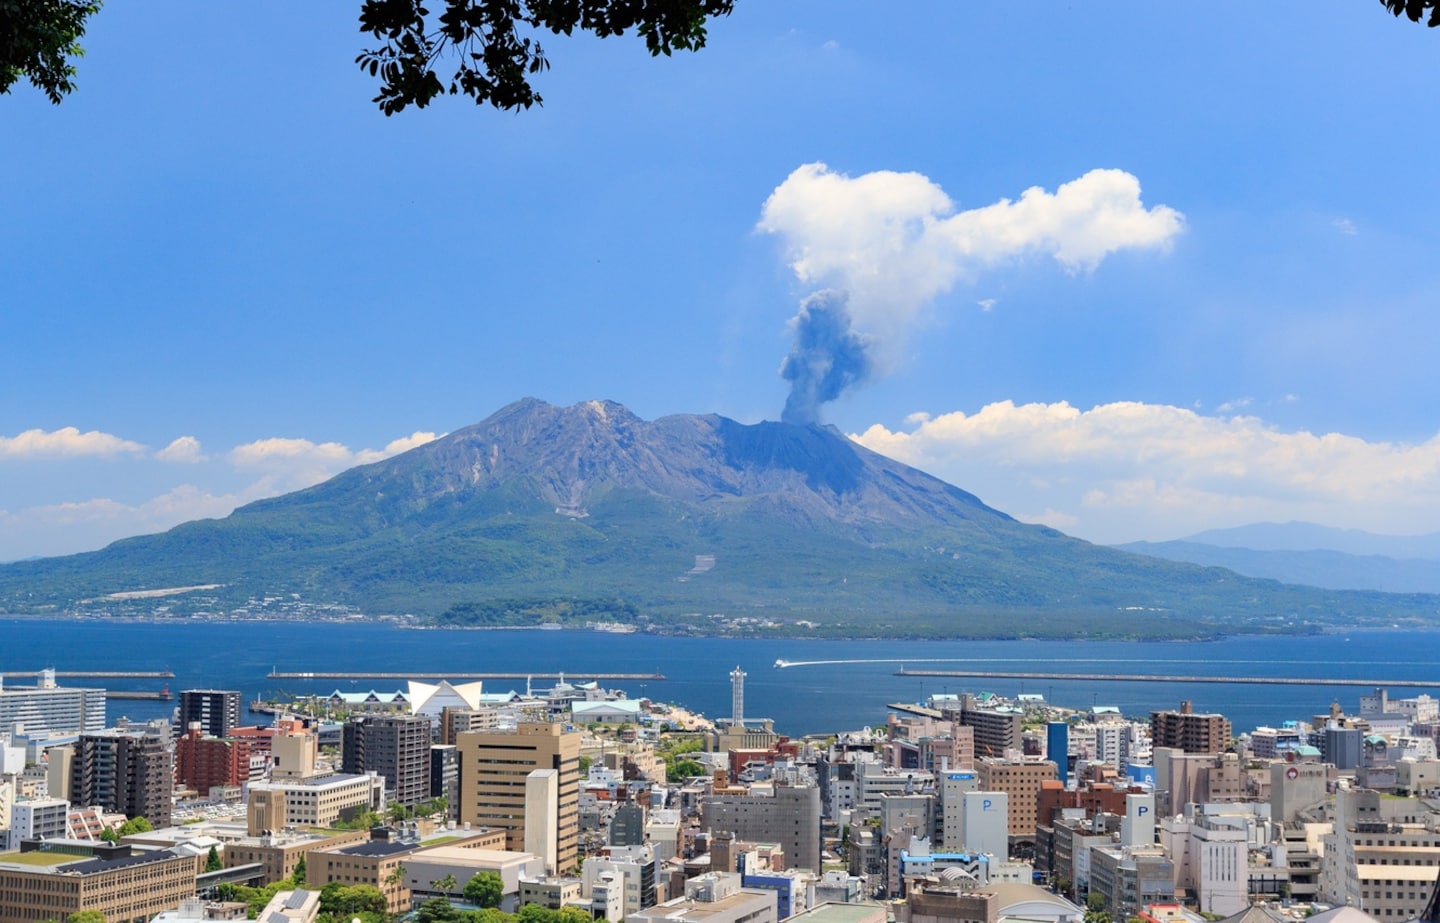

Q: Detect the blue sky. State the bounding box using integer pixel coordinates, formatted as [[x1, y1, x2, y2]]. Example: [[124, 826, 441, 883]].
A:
[[3, 3, 1439, 560]]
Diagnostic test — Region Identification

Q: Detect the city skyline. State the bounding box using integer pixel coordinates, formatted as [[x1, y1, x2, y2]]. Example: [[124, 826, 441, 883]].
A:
[[3, 4, 1439, 561]]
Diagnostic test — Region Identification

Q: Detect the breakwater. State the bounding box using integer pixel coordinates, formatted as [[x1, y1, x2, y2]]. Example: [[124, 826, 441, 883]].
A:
[[896, 668, 1434, 687]]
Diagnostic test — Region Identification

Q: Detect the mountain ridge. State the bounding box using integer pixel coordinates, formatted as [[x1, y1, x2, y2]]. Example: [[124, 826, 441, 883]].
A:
[[2, 398, 1437, 638]]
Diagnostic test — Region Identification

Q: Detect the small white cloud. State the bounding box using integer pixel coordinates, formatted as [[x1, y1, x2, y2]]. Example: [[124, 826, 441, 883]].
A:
[[1024, 508, 1080, 531], [1332, 217, 1358, 236], [1282, 393, 1299, 403], [822, 39, 839, 50], [354, 431, 442, 465], [155, 435, 206, 463], [1216, 397, 1253, 413], [977, 298, 997, 312], [904, 411, 932, 426], [0, 427, 145, 460]]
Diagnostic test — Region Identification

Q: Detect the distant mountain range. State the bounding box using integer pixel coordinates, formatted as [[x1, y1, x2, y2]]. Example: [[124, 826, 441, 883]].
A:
[[1115, 522, 1440, 594], [2, 399, 1437, 638]]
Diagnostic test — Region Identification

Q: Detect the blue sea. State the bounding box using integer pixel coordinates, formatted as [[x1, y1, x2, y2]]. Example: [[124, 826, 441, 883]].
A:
[[0, 619, 1433, 736]]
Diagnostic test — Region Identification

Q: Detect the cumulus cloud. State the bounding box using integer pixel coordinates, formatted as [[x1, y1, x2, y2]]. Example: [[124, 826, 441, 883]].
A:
[[355, 431, 442, 464], [757, 163, 1183, 421], [853, 400, 1440, 543], [155, 435, 206, 463], [0, 427, 145, 459], [227, 430, 444, 494]]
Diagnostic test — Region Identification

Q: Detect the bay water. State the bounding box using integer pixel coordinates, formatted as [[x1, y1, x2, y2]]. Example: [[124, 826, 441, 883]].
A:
[[0, 619, 1433, 737]]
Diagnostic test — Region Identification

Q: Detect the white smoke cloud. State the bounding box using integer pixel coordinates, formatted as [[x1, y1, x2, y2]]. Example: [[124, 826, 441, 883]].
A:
[[853, 400, 1440, 543], [759, 163, 1184, 337], [0, 427, 145, 459], [756, 164, 1184, 422]]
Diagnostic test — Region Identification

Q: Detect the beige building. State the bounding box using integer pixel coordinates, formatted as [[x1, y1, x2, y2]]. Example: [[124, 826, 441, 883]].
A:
[[0, 848, 201, 923], [976, 759, 1057, 839], [222, 828, 371, 885], [305, 835, 415, 914], [458, 722, 581, 872], [246, 773, 385, 835]]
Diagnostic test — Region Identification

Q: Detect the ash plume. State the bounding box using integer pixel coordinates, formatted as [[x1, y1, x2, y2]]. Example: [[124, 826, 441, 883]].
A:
[[780, 291, 871, 426], [759, 162, 1185, 424]]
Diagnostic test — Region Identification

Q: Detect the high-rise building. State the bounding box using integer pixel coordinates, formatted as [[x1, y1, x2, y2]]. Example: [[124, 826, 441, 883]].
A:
[[176, 689, 242, 739], [458, 722, 581, 872], [430, 744, 459, 820], [699, 782, 821, 872], [70, 729, 173, 828], [175, 725, 260, 795], [1150, 701, 1231, 755], [341, 713, 432, 807], [976, 757, 1056, 839], [730, 667, 746, 727]]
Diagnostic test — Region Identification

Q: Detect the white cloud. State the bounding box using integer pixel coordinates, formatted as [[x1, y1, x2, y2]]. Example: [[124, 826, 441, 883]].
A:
[[854, 400, 1440, 543], [155, 435, 206, 463], [976, 298, 997, 312], [757, 163, 1183, 345], [1332, 217, 1358, 236], [0, 427, 145, 459], [1215, 397, 1253, 413]]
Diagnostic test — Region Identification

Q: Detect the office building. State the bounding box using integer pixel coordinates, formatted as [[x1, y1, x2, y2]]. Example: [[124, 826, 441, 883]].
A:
[[246, 773, 385, 835], [700, 782, 821, 872], [0, 848, 201, 923], [977, 758, 1056, 839], [458, 722, 581, 872], [176, 689, 242, 740]]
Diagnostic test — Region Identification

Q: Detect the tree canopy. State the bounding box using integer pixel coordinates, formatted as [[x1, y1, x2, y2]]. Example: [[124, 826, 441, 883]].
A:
[[358, 0, 736, 114], [1382, 0, 1440, 25], [0, 0, 101, 103], [1, 0, 736, 112], [463, 871, 504, 909]]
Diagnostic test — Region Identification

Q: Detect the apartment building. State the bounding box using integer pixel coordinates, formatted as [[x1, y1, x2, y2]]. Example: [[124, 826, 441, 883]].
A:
[[1150, 702, 1231, 755], [341, 713, 432, 807], [70, 729, 173, 828]]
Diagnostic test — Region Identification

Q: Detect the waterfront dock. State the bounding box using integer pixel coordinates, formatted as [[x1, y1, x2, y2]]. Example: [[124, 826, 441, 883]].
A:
[[107, 690, 173, 700], [895, 668, 1436, 688], [267, 670, 666, 681], [0, 670, 175, 679]]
